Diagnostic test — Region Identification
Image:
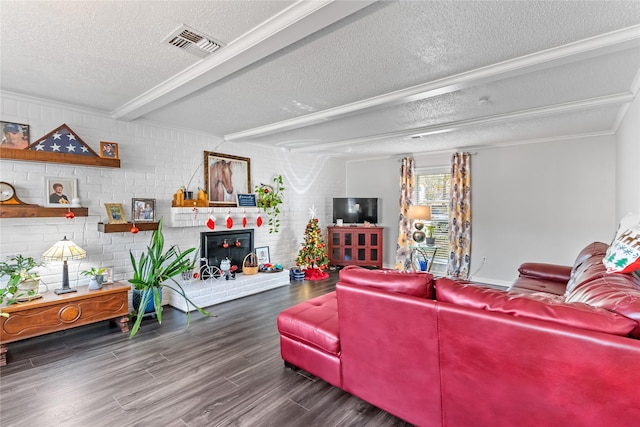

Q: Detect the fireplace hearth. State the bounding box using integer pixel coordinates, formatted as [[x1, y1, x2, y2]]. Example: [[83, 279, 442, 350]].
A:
[[200, 230, 254, 278]]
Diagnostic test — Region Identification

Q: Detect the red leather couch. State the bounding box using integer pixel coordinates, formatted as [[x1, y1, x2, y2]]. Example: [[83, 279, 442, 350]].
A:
[[277, 242, 640, 426]]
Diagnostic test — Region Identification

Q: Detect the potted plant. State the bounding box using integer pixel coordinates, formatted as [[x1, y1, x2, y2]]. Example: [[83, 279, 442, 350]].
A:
[[425, 224, 437, 246], [255, 174, 285, 233], [0, 255, 45, 308], [128, 219, 212, 338], [81, 267, 107, 290]]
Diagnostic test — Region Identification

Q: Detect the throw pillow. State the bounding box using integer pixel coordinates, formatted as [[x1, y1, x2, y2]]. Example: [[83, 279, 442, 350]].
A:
[[603, 224, 640, 274]]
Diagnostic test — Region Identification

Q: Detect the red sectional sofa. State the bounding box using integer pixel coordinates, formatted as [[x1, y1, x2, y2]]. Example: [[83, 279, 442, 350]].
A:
[[277, 242, 640, 426]]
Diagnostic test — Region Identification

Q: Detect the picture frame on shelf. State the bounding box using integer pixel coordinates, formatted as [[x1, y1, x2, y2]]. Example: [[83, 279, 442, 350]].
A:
[[132, 198, 155, 222], [44, 177, 78, 207], [204, 151, 250, 207], [1, 121, 30, 150], [236, 193, 257, 207], [99, 141, 118, 159], [256, 246, 270, 265], [104, 203, 127, 224], [101, 266, 114, 284]]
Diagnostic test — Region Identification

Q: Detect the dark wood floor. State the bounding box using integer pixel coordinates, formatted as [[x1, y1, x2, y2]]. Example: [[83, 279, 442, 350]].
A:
[[0, 272, 411, 427]]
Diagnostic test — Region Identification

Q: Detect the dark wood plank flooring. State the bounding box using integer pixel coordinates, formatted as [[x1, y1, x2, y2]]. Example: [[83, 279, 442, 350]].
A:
[[0, 272, 412, 427]]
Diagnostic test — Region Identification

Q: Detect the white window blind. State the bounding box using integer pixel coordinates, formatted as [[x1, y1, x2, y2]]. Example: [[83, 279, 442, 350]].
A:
[[415, 172, 450, 269]]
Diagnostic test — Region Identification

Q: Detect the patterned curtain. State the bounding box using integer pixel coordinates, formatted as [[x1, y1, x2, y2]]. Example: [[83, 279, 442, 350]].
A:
[[447, 152, 472, 279], [395, 157, 415, 270]]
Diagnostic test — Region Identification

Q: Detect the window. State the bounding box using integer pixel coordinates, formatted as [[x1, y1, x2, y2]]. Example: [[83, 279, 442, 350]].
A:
[[415, 171, 450, 273]]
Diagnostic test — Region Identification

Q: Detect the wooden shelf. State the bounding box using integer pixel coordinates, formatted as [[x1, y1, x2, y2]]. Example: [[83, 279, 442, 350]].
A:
[[0, 148, 120, 168], [98, 222, 159, 233], [0, 205, 89, 218]]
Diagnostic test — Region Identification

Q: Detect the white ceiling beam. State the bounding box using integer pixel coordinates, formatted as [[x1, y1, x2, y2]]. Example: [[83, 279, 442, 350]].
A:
[[111, 0, 376, 121], [225, 24, 640, 142], [286, 92, 634, 152]]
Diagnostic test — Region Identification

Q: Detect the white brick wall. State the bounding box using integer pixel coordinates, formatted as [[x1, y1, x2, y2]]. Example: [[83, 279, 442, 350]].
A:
[[0, 92, 346, 291]]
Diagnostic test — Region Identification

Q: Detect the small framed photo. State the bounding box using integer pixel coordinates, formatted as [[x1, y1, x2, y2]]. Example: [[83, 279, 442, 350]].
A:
[[45, 177, 78, 207], [255, 246, 270, 265], [1, 121, 30, 150], [132, 198, 155, 222], [104, 203, 127, 224], [100, 141, 118, 159], [236, 193, 257, 207], [101, 266, 114, 284]]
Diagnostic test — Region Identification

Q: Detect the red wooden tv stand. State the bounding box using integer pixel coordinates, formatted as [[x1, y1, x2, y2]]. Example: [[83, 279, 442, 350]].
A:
[[328, 226, 383, 269]]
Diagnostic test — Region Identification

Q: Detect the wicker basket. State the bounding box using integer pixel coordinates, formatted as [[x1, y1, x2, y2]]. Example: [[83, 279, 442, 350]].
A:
[[242, 252, 259, 275]]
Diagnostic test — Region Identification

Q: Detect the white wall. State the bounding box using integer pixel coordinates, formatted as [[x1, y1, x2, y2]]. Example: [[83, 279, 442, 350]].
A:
[[471, 136, 616, 285], [346, 136, 617, 285], [0, 92, 345, 289], [615, 93, 640, 221], [346, 157, 401, 267]]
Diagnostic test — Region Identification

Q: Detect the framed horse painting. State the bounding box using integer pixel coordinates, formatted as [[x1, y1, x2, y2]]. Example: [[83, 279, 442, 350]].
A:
[[204, 152, 251, 207]]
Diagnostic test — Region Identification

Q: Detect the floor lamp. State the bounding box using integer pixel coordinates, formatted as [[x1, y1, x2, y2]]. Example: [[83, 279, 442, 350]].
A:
[[42, 236, 87, 294]]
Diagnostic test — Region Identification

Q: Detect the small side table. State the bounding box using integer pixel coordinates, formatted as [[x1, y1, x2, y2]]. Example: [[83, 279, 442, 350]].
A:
[[0, 282, 130, 366]]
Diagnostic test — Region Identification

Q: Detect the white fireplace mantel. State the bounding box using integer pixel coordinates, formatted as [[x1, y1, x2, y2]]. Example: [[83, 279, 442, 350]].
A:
[[159, 206, 262, 228]]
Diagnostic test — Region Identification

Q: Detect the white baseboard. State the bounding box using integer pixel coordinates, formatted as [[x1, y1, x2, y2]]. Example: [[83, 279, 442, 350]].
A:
[[468, 276, 512, 289]]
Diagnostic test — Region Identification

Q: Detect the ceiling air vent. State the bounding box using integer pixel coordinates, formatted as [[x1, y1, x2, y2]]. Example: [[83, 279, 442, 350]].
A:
[[164, 25, 225, 58]]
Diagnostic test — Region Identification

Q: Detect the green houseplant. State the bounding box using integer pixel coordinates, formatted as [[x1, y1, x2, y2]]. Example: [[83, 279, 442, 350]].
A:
[[255, 174, 285, 233], [0, 255, 45, 310], [81, 267, 107, 290], [128, 219, 212, 338], [425, 224, 437, 246]]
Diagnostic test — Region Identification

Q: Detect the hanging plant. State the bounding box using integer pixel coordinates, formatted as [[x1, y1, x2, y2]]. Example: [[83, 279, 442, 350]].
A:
[[255, 175, 285, 233]]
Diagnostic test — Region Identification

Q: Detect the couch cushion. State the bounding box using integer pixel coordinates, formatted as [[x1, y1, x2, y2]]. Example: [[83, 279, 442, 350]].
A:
[[603, 224, 640, 274], [565, 274, 640, 338], [338, 265, 434, 298], [565, 255, 608, 295], [572, 242, 610, 271], [436, 278, 637, 336], [277, 292, 340, 355], [518, 263, 572, 283]]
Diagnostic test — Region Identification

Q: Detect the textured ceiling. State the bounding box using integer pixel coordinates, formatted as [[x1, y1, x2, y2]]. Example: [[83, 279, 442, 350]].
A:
[[1, 1, 639, 159]]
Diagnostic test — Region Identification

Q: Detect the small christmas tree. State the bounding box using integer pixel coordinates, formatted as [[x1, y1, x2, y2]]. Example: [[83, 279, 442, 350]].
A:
[[296, 214, 329, 280]]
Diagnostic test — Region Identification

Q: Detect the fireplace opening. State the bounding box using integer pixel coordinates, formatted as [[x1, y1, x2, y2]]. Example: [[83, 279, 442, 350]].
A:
[[200, 230, 254, 279]]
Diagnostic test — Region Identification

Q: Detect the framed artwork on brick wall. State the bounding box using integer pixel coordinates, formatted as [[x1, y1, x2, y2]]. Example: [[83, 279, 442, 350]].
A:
[[204, 152, 250, 207]]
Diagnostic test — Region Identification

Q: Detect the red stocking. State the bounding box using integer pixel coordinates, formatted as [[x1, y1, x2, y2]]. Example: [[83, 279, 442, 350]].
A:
[[257, 215, 263, 227], [207, 215, 216, 230]]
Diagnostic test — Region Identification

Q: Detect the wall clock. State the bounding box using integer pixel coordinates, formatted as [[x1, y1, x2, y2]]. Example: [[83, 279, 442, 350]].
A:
[[0, 182, 30, 205]]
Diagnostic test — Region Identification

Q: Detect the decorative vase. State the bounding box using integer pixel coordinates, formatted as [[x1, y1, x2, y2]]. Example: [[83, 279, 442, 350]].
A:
[[18, 279, 40, 294], [88, 275, 103, 290], [132, 288, 161, 314]]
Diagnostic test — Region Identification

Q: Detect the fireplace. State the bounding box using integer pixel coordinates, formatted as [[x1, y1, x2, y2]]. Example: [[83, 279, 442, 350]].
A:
[[200, 230, 254, 278]]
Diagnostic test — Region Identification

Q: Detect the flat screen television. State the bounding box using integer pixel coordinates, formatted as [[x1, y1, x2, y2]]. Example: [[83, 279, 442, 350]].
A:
[[332, 197, 378, 225]]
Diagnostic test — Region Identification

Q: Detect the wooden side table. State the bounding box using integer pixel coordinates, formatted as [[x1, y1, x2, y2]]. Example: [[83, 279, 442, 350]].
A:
[[0, 282, 130, 366]]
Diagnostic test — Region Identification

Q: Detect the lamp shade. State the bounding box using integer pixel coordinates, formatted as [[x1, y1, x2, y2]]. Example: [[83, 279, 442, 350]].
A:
[[407, 205, 431, 221], [42, 236, 87, 261]]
